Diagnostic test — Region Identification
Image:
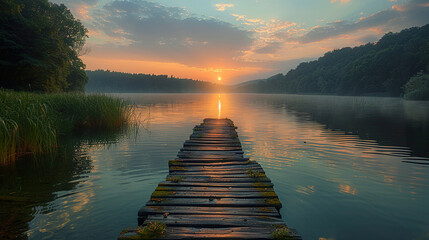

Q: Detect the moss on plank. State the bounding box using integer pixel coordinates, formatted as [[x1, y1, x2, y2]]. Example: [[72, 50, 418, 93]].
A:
[[137, 221, 167, 239], [166, 176, 183, 183], [151, 191, 175, 197], [169, 166, 187, 171], [272, 225, 294, 240]]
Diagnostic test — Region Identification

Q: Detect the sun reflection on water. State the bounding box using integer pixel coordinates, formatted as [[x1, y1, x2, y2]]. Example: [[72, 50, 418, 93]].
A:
[[218, 94, 222, 119]]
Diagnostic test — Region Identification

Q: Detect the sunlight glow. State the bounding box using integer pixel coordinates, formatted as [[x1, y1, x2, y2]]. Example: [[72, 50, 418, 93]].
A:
[[218, 94, 222, 119], [218, 76, 222, 81]]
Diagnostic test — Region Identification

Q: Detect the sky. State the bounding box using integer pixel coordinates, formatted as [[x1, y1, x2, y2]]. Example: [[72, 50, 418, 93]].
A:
[[53, 0, 429, 84]]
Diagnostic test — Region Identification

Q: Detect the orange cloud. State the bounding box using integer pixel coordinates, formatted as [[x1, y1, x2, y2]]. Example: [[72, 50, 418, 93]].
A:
[[215, 3, 234, 11], [392, 4, 406, 12]]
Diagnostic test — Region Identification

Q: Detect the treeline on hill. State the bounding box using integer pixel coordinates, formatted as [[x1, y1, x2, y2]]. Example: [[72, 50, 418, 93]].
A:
[[86, 70, 222, 93], [235, 24, 429, 99], [0, 0, 88, 92]]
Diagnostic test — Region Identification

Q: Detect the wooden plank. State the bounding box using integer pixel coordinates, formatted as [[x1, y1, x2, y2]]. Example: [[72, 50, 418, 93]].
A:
[[171, 161, 255, 166], [170, 160, 260, 168], [168, 170, 264, 176], [184, 143, 242, 147], [178, 150, 244, 154], [164, 177, 270, 183], [144, 214, 285, 227], [177, 154, 244, 160], [138, 206, 281, 218], [158, 181, 274, 188], [146, 197, 282, 209], [151, 190, 278, 198], [153, 186, 274, 193], [119, 227, 302, 240], [177, 152, 244, 157], [167, 173, 262, 178], [167, 173, 258, 178], [168, 165, 263, 172], [185, 140, 240, 144], [191, 130, 236, 133], [189, 137, 240, 141], [180, 146, 243, 151], [170, 158, 248, 164]]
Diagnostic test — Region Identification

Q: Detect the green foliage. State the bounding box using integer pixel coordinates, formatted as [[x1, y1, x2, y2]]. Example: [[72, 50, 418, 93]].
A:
[[0, 90, 134, 164], [137, 221, 167, 239], [236, 24, 429, 97], [0, 0, 88, 92], [403, 71, 429, 100], [85, 70, 222, 93]]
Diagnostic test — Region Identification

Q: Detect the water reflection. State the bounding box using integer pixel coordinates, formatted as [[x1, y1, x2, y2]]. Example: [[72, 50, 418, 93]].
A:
[[0, 133, 126, 239], [218, 94, 222, 119], [1, 94, 428, 240]]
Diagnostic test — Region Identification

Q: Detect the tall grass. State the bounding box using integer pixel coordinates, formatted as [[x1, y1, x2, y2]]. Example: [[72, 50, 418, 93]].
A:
[[0, 90, 134, 164]]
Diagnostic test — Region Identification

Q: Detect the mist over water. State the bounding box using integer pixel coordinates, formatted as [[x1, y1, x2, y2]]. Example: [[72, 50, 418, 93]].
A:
[[1, 94, 428, 240]]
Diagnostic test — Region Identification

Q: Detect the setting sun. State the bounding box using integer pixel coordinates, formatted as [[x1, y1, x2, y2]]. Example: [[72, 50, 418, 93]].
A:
[[218, 76, 222, 81]]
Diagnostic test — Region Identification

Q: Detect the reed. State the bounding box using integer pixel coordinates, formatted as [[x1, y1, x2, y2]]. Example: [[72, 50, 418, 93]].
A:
[[0, 90, 134, 164]]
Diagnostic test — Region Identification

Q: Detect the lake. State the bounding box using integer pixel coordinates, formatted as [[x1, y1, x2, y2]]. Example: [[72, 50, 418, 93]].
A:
[[1, 93, 429, 240]]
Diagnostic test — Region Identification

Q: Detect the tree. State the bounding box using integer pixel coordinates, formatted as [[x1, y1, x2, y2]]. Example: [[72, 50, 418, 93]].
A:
[[0, 0, 88, 92], [403, 71, 429, 100]]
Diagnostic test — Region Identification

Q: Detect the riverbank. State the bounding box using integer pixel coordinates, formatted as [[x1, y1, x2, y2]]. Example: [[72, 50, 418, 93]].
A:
[[0, 90, 134, 164]]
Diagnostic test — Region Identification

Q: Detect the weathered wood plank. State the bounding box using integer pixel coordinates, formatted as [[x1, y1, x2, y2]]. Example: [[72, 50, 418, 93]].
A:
[[165, 176, 270, 183], [119, 227, 302, 240], [170, 161, 258, 167], [184, 143, 242, 148], [167, 173, 262, 178], [177, 153, 244, 159], [118, 226, 302, 240], [170, 158, 249, 164], [144, 214, 285, 227], [185, 140, 240, 144], [180, 146, 243, 151], [138, 206, 281, 218], [168, 170, 264, 176], [179, 150, 244, 154], [154, 186, 273, 193], [189, 137, 240, 141], [151, 190, 278, 198], [158, 181, 274, 188], [146, 197, 282, 209], [169, 164, 263, 172]]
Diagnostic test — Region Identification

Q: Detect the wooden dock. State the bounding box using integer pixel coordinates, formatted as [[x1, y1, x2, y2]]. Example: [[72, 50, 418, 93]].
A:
[[119, 118, 301, 239]]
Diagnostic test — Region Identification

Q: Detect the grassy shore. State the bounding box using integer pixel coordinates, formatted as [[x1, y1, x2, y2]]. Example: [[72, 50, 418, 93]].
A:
[[0, 90, 134, 164]]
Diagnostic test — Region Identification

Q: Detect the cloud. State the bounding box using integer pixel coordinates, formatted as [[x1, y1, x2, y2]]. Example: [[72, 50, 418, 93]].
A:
[[51, 0, 99, 20], [87, 0, 252, 68], [299, 0, 429, 43], [253, 42, 283, 54], [215, 3, 234, 11], [330, 0, 351, 4]]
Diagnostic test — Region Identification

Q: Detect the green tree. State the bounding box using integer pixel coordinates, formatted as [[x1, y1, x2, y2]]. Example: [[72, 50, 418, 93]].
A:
[[0, 0, 88, 92], [403, 71, 429, 100]]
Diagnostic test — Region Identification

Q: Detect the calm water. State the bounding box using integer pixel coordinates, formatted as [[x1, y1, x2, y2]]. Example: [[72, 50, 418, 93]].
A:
[[1, 94, 429, 240]]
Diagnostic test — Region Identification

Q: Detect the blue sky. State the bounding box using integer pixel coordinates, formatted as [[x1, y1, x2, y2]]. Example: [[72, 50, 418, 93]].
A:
[[53, 0, 429, 84]]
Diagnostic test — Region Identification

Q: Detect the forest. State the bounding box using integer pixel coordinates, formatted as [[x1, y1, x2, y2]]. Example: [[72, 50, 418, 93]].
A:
[[0, 0, 88, 92], [85, 70, 222, 93], [234, 24, 429, 99]]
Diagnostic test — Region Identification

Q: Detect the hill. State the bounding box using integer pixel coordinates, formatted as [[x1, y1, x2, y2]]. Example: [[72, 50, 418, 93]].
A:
[[85, 70, 222, 93], [237, 24, 429, 97]]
